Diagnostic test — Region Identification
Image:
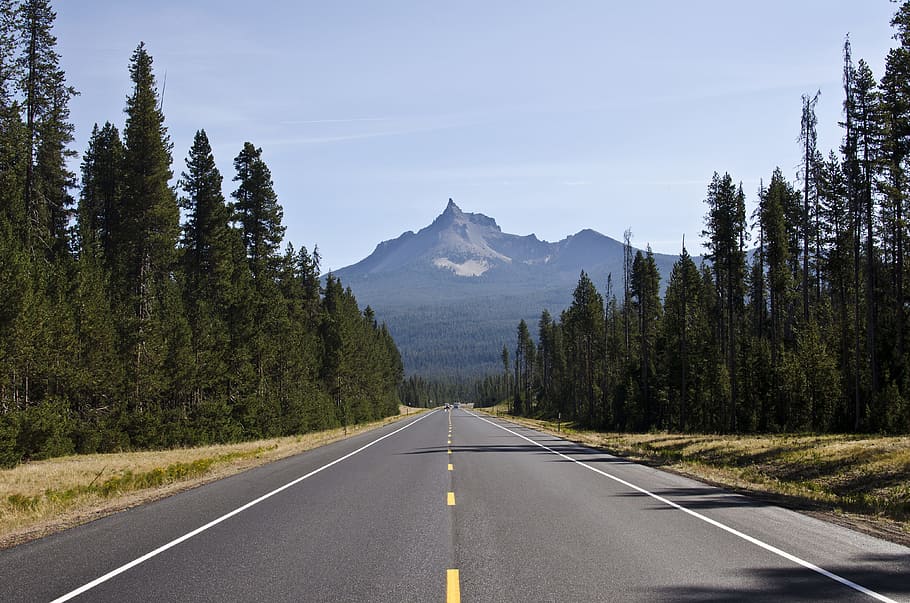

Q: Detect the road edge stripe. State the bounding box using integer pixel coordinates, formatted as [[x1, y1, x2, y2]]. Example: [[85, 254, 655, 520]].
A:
[[50, 410, 439, 603], [467, 411, 897, 603]]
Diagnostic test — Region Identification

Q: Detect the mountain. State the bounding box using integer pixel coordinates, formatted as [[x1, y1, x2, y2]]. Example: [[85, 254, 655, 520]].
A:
[[332, 200, 687, 377]]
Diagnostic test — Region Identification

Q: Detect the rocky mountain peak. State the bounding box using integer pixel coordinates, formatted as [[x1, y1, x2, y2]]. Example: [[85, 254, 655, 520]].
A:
[[330, 200, 686, 375]]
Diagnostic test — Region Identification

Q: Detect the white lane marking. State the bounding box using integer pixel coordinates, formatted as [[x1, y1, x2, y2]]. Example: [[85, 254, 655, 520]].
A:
[[51, 411, 438, 603], [467, 411, 897, 603]]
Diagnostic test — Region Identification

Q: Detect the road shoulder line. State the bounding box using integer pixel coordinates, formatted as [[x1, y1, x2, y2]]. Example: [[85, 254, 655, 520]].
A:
[[50, 410, 438, 603], [467, 410, 896, 603]]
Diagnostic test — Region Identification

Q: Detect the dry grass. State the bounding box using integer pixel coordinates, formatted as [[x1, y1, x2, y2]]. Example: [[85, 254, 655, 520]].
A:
[[0, 406, 426, 548], [477, 410, 910, 544]]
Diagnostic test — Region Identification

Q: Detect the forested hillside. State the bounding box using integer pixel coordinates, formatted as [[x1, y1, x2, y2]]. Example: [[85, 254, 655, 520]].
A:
[[0, 1, 402, 467], [334, 200, 681, 377], [504, 4, 910, 435]]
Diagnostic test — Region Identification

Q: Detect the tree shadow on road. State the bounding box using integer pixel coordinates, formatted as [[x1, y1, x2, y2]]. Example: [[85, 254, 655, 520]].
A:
[[609, 485, 776, 510], [641, 552, 910, 602]]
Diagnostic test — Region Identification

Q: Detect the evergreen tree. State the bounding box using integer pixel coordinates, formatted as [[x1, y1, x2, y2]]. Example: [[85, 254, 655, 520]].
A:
[[17, 0, 75, 255], [231, 142, 285, 280], [119, 42, 180, 406], [840, 35, 866, 430], [799, 91, 821, 317], [178, 129, 235, 408], [563, 272, 604, 425], [0, 12, 410, 461], [818, 150, 854, 428], [879, 16, 910, 387], [631, 248, 661, 427], [77, 122, 123, 261], [661, 245, 702, 430], [537, 310, 554, 409], [854, 59, 881, 401], [0, 1, 16, 105], [702, 173, 748, 430], [514, 319, 534, 415]]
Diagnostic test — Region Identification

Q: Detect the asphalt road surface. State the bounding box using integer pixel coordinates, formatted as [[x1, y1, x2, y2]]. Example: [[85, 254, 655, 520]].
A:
[[1, 408, 908, 602]]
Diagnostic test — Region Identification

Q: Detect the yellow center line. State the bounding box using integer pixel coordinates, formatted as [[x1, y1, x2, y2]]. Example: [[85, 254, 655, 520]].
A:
[[448, 463, 453, 471], [447, 492, 455, 505], [447, 569, 461, 603]]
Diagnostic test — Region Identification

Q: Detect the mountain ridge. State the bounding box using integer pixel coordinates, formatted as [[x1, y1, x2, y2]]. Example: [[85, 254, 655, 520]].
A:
[[332, 200, 690, 376]]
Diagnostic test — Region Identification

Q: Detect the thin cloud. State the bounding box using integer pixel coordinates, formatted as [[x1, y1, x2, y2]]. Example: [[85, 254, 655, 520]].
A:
[[259, 119, 470, 147], [279, 117, 391, 125]]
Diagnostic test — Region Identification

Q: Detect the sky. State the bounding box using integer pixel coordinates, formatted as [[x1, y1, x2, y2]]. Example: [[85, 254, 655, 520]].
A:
[[54, 1, 900, 271]]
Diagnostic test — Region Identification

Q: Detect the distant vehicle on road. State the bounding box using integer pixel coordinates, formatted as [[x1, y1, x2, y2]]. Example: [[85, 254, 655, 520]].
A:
[[453, 403, 460, 409]]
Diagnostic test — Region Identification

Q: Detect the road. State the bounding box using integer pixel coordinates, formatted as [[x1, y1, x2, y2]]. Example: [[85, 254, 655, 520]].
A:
[[1, 408, 908, 602]]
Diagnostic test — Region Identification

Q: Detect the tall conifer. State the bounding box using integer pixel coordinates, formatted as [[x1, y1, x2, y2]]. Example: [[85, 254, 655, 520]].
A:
[[119, 42, 180, 405], [231, 142, 285, 280]]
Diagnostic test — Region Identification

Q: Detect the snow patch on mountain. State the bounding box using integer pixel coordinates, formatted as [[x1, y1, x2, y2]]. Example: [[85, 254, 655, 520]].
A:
[[433, 257, 491, 277]]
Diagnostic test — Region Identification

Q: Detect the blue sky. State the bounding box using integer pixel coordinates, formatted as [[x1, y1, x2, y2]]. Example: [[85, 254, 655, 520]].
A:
[[56, 1, 898, 270]]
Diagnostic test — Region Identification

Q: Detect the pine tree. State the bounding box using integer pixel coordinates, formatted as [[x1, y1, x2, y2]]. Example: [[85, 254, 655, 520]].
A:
[[761, 169, 798, 426], [17, 0, 76, 255], [178, 129, 236, 408], [514, 319, 534, 415], [0, 1, 25, 243], [500, 344, 510, 404], [563, 272, 604, 425], [799, 91, 821, 318], [661, 245, 701, 430], [841, 35, 866, 430], [0, 1, 16, 105], [180, 130, 232, 288], [119, 42, 180, 406], [537, 310, 554, 408], [231, 142, 285, 280], [631, 247, 662, 427], [702, 173, 748, 430], [854, 59, 881, 401], [818, 151, 853, 425], [78, 122, 123, 261], [879, 19, 910, 386], [70, 244, 121, 448]]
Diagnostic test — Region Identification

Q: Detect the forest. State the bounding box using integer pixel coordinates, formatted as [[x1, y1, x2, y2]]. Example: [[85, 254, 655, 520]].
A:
[[502, 3, 910, 435], [0, 1, 403, 467]]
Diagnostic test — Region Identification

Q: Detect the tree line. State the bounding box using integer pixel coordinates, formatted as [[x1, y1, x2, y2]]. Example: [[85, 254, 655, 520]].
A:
[[398, 372, 510, 408], [0, 1, 403, 467], [504, 4, 910, 435]]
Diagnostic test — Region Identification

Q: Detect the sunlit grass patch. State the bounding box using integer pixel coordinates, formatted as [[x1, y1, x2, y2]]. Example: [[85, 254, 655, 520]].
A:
[[0, 407, 425, 547], [479, 410, 910, 538]]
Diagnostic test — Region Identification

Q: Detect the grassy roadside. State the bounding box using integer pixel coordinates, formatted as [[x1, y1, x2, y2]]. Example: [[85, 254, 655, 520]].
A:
[[477, 406, 910, 546], [0, 406, 427, 549]]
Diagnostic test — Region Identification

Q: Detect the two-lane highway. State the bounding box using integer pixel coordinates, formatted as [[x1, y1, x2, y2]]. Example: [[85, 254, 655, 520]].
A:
[[1, 408, 908, 601]]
